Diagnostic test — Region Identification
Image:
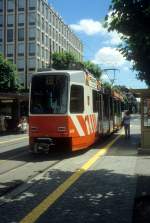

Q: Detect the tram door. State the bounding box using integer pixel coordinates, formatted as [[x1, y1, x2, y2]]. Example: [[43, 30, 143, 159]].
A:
[[97, 93, 103, 134]]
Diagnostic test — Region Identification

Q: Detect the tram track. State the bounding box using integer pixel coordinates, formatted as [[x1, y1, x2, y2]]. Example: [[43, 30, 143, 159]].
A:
[[0, 157, 63, 204]]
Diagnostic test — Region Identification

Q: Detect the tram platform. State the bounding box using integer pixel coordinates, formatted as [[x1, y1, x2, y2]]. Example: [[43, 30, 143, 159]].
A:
[[1, 114, 150, 223]]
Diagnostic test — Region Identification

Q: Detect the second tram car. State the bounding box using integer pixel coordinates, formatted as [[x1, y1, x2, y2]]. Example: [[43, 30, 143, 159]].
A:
[[29, 70, 123, 153]]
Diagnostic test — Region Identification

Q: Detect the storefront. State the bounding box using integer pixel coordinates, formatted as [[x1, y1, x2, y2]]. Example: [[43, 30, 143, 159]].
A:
[[0, 93, 28, 132]]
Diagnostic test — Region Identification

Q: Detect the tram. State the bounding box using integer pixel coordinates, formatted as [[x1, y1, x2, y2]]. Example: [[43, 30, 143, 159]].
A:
[[29, 70, 123, 153]]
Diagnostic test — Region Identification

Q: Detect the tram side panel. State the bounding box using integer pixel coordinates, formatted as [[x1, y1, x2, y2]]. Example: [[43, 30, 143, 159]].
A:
[[68, 84, 99, 150]]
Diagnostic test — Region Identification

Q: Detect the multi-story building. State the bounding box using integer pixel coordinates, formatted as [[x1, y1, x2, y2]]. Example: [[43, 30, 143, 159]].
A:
[[0, 0, 83, 88]]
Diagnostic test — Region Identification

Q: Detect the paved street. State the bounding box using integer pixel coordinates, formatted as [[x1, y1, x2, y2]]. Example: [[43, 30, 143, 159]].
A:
[[0, 115, 150, 223]]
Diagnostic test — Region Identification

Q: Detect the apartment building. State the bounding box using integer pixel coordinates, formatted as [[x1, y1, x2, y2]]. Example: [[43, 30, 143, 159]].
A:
[[0, 0, 83, 88]]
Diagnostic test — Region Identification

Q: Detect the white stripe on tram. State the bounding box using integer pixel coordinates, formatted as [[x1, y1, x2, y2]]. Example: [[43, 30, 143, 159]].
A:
[[71, 115, 85, 136]]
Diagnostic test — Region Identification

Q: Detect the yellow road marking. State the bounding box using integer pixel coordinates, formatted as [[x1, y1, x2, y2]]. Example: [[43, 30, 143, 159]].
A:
[[0, 136, 28, 145], [20, 133, 122, 223]]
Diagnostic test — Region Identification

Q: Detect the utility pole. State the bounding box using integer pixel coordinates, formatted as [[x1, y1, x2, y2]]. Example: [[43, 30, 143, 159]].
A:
[[102, 68, 119, 86]]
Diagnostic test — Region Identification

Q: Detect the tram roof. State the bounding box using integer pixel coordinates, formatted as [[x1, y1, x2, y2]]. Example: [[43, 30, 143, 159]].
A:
[[35, 69, 98, 87]]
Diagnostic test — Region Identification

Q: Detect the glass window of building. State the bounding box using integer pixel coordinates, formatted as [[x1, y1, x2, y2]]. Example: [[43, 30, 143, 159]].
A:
[[18, 0, 24, 11], [42, 18, 44, 30], [18, 42, 24, 55], [37, 59, 41, 69], [37, 0, 40, 12], [37, 29, 40, 42], [7, 44, 14, 56], [17, 57, 24, 70], [7, 29, 13, 42], [42, 47, 44, 58], [37, 14, 40, 27], [0, 44, 3, 53], [42, 2, 44, 14], [7, 0, 14, 12], [29, 12, 36, 25], [18, 13, 24, 26], [0, 0, 3, 12], [29, 27, 35, 40], [0, 29, 2, 42], [7, 14, 14, 27], [37, 44, 41, 57], [0, 15, 3, 27], [18, 28, 24, 41], [46, 7, 48, 19], [42, 33, 44, 44], [29, 43, 35, 55], [28, 58, 36, 69], [29, 0, 36, 10]]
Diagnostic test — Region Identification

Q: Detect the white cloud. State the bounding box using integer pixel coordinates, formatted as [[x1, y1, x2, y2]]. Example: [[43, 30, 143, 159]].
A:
[[70, 19, 106, 35], [70, 19, 122, 46], [92, 47, 125, 67], [106, 31, 122, 45]]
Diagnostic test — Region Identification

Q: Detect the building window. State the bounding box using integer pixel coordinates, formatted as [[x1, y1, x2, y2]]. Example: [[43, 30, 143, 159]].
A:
[[7, 14, 14, 27], [18, 0, 24, 11], [37, 0, 40, 12], [7, 44, 13, 56], [42, 33, 44, 45], [18, 28, 24, 41], [29, 12, 36, 25], [0, 0, 3, 12], [70, 85, 84, 113], [37, 29, 40, 42], [29, 27, 35, 40], [28, 58, 36, 70], [17, 57, 24, 71], [0, 44, 3, 53], [18, 13, 24, 26], [18, 42, 24, 56], [0, 15, 3, 27], [29, 0, 36, 10], [37, 44, 41, 57], [7, 29, 13, 42], [29, 43, 35, 56], [7, 0, 14, 12], [0, 29, 2, 42], [37, 14, 40, 27]]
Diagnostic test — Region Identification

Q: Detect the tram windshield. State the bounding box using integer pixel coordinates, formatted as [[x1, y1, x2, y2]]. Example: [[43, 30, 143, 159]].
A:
[[30, 74, 68, 114]]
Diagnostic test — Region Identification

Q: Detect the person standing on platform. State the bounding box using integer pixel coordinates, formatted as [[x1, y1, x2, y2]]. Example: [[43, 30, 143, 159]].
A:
[[123, 110, 131, 138]]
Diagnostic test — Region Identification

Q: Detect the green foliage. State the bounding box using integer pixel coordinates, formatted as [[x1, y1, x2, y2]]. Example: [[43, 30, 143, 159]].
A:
[[83, 61, 102, 79], [105, 0, 150, 87], [52, 52, 102, 79], [52, 51, 77, 70], [0, 54, 19, 92], [102, 81, 112, 90]]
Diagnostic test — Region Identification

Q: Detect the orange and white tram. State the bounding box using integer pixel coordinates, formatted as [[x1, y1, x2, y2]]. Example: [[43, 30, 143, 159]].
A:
[[29, 70, 123, 153]]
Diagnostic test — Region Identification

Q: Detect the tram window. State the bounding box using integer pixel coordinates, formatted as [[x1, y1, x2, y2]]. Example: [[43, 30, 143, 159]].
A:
[[70, 85, 84, 113], [92, 90, 98, 112], [30, 74, 68, 114]]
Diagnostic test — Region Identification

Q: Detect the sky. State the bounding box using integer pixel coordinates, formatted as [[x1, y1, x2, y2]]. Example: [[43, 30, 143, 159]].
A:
[[48, 0, 147, 89]]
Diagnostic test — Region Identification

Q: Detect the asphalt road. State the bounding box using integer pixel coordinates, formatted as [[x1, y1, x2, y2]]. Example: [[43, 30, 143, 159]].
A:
[[0, 115, 148, 223]]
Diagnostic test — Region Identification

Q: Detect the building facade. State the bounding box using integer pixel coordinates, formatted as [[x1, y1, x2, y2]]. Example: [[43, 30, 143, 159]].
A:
[[0, 0, 83, 88]]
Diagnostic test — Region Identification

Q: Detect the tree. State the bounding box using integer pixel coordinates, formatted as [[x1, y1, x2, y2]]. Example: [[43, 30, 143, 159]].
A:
[[52, 51, 77, 70], [52, 52, 102, 79], [105, 0, 150, 87], [0, 54, 19, 92], [83, 61, 102, 79]]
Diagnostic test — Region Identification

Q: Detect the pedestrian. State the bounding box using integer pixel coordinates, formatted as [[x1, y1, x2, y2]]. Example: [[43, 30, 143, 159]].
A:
[[122, 110, 131, 138]]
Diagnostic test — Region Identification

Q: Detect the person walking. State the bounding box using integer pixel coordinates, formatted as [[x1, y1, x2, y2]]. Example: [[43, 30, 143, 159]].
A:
[[123, 110, 131, 138]]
